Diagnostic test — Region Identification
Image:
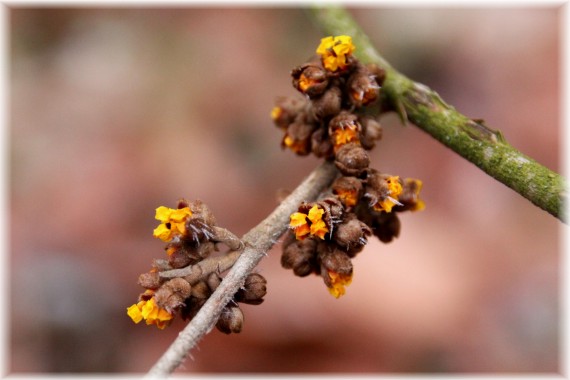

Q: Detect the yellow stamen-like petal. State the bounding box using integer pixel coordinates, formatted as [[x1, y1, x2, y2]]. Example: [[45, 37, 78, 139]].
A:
[[316, 36, 335, 55], [155, 206, 172, 223], [290, 212, 310, 240], [335, 189, 359, 207], [332, 127, 359, 149], [386, 176, 403, 197], [307, 205, 325, 224], [327, 271, 353, 298], [271, 106, 282, 120], [310, 219, 328, 240], [153, 223, 172, 242], [290, 212, 308, 227], [127, 304, 143, 324], [169, 207, 192, 222]]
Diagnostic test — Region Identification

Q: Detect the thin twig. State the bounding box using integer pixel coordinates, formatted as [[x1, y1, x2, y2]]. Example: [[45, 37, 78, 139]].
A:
[[307, 6, 567, 222], [146, 161, 338, 377]]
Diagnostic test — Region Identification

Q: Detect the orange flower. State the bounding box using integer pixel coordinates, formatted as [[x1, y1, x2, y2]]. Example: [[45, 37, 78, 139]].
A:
[[127, 297, 173, 329], [152, 206, 192, 242], [372, 176, 403, 213], [316, 35, 355, 72], [327, 270, 353, 298], [332, 126, 360, 151], [289, 205, 329, 240], [290, 212, 310, 239], [335, 188, 359, 207]]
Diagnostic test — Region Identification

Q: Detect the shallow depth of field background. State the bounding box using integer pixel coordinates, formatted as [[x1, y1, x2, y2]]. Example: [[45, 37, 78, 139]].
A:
[[9, 7, 561, 373]]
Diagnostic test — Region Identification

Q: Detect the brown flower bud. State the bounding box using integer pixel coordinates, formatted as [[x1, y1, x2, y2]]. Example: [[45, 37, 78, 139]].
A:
[[188, 199, 217, 226], [165, 244, 196, 268], [235, 273, 267, 305], [154, 278, 192, 312], [190, 280, 211, 300], [180, 296, 206, 321], [310, 86, 342, 121], [359, 116, 383, 150], [395, 178, 425, 212], [347, 68, 380, 108], [297, 196, 344, 239], [291, 62, 329, 98], [271, 96, 307, 129], [281, 234, 318, 277], [317, 246, 353, 289], [216, 305, 244, 334], [138, 271, 162, 290], [372, 211, 401, 243], [365, 63, 386, 87], [206, 272, 222, 292], [334, 142, 370, 177], [332, 214, 372, 255], [332, 176, 363, 208], [329, 114, 361, 153], [310, 127, 334, 159], [363, 170, 404, 213], [282, 113, 317, 156]]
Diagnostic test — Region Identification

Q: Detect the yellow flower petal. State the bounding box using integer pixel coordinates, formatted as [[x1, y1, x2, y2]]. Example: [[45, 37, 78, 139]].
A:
[[271, 106, 282, 120], [153, 223, 172, 242], [307, 205, 325, 224], [127, 304, 143, 324], [155, 206, 172, 223], [290, 212, 308, 227], [327, 271, 353, 298], [169, 207, 192, 222], [310, 220, 328, 240], [386, 176, 403, 198], [316, 36, 335, 55], [332, 127, 359, 149], [322, 55, 339, 72]]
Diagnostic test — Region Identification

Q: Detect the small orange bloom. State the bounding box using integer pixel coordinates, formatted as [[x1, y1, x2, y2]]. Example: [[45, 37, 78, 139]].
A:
[[327, 270, 353, 298]]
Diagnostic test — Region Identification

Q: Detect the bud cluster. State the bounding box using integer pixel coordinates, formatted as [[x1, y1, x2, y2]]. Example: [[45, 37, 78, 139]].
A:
[[127, 199, 266, 332], [271, 35, 385, 177], [274, 36, 425, 298]]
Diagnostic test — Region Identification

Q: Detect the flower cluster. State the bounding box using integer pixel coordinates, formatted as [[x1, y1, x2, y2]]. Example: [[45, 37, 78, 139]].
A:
[[273, 35, 424, 298], [127, 199, 266, 332], [271, 35, 385, 176]]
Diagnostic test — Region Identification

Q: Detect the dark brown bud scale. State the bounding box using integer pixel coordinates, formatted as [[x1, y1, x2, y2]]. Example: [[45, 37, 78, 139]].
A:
[[190, 280, 211, 300], [235, 273, 267, 305], [272, 96, 306, 129], [310, 86, 342, 121], [138, 271, 162, 290], [358, 116, 383, 150], [281, 235, 318, 277], [291, 63, 329, 98], [154, 278, 192, 312], [216, 305, 244, 334], [334, 143, 370, 177], [318, 248, 353, 289], [333, 214, 372, 252]]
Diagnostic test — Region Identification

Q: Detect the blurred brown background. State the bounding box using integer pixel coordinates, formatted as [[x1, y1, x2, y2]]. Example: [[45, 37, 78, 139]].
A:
[[9, 6, 562, 374]]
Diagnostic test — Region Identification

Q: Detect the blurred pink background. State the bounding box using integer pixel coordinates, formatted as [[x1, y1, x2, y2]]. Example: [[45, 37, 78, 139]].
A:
[[9, 7, 562, 374]]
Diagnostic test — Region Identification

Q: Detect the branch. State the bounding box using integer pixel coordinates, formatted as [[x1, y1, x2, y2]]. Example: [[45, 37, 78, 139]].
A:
[[146, 161, 338, 377], [307, 6, 567, 222]]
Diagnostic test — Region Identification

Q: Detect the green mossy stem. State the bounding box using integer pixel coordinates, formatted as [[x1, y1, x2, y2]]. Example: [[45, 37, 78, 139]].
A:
[[308, 6, 566, 222]]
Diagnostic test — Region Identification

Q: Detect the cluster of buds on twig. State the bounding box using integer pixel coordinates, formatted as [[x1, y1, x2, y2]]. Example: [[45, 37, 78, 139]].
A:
[[126, 199, 266, 332], [271, 35, 385, 175], [273, 35, 424, 298]]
